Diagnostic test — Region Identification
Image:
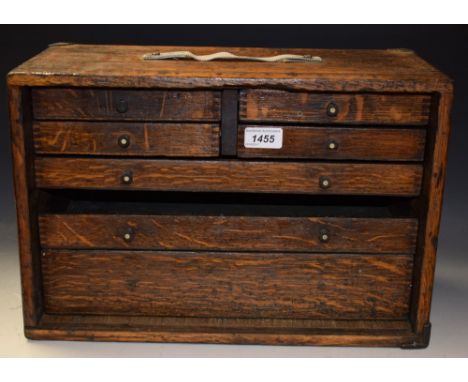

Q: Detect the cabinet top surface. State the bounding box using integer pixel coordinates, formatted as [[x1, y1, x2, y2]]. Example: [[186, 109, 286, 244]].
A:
[[8, 44, 452, 92]]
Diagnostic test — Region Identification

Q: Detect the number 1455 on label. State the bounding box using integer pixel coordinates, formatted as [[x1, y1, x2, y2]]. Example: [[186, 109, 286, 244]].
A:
[[244, 127, 283, 149]]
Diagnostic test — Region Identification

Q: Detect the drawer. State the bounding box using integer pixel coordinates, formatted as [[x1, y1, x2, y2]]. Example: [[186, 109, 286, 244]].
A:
[[39, 214, 418, 253], [240, 90, 431, 125], [41, 250, 413, 319], [238, 125, 426, 161], [35, 158, 423, 196], [32, 88, 221, 121], [33, 121, 220, 157]]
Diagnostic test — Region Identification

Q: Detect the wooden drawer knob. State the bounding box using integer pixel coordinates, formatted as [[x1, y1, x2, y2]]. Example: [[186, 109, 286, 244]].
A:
[[319, 176, 331, 189], [123, 228, 134, 242], [326, 102, 338, 117], [327, 139, 338, 150], [319, 228, 330, 242], [118, 135, 130, 148], [121, 171, 133, 185]]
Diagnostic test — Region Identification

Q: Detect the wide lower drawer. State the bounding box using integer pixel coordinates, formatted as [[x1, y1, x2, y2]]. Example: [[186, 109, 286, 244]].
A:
[[238, 125, 426, 161], [33, 121, 220, 157], [32, 88, 221, 121], [41, 251, 413, 319], [35, 158, 423, 196], [39, 214, 418, 253], [240, 89, 431, 125]]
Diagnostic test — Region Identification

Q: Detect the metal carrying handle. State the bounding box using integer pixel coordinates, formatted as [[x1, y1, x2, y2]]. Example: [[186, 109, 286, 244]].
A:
[[143, 51, 322, 63]]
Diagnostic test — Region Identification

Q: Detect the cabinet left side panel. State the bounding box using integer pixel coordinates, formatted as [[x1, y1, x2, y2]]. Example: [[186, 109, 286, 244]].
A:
[[9, 86, 43, 329]]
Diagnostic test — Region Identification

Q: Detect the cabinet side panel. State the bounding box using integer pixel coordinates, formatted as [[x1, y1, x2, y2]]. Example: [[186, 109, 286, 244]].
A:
[[411, 89, 453, 333], [9, 86, 42, 326]]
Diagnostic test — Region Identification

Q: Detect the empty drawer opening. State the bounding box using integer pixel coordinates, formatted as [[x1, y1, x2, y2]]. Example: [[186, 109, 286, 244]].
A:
[[37, 190, 418, 254], [38, 189, 418, 218]]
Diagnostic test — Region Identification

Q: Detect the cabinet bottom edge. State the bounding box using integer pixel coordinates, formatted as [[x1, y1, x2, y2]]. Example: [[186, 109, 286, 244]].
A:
[[24, 326, 429, 348]]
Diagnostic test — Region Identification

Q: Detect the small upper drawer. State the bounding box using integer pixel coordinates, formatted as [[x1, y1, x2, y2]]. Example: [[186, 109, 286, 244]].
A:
[[33, 121, 220, 157], [32, 88, 221, 121], [240, 90, 431, 125], [238, 125, 426, 161]]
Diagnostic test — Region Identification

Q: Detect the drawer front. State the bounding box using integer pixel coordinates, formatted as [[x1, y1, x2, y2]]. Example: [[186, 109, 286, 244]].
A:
[[32, 88, 221, 121], [33, 121, 220, 157], [240, 90, 431, 125], [41, 250, 413, 319], [238, 125, 426, 161], [35, 158, 423, 196], [39, 214, 418, 254]]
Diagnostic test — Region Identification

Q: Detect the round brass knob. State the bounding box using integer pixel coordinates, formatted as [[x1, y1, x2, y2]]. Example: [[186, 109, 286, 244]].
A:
[[327, 140, 338, 150], [319, 176, 331, 189], [121, 172, 133, 185], [319, 228, 330, 243], [327, 102, 338, 117], [123, 229, 133, 242], [118, 135, 130, 148], [116, 98, 128, 113]]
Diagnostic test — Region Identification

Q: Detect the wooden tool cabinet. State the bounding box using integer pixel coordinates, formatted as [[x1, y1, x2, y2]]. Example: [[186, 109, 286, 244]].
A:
[[8, 44, 453, 347]]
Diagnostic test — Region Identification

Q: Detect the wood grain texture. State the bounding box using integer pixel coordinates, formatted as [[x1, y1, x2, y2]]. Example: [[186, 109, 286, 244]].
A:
[[24, 327, 420, 347], [32, 88, 221, 121], [33, 121, 220, 157], [35, 158, 423, 196], [38, 313, 412, 331], [41, 251, 413, 320], [8, 44, 453, 346], [238, 125, 426, 161], [8, 86, 43, 326], [38, 214, 418, 253], [240, 90, 431, 125], [7, 45, 452, 92], [411, 90, 454, 334], [28, 313, 421, 347]]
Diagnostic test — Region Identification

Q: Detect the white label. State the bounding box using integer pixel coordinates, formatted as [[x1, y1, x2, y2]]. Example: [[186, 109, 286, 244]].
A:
[[244, 127, 283, 149]]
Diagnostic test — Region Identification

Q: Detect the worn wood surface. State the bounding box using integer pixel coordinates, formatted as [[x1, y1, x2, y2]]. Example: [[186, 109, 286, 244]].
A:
[[32, 88, 221, 121], [38, 313, 412, 331], [41, 251, 413, 320], [28, 313, 422, 347], [33, 121, 220, 157], [240, 90, 431, 125], [238, 125, 426, 161], [24, 327, 421, 347], [411, 90, 454, 334], [9, 44, 453, 347], [35, 158, 423, 196], [39, 214, 418, 253], [8, 87, 43, 326], [8, 45, 452, 92]]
